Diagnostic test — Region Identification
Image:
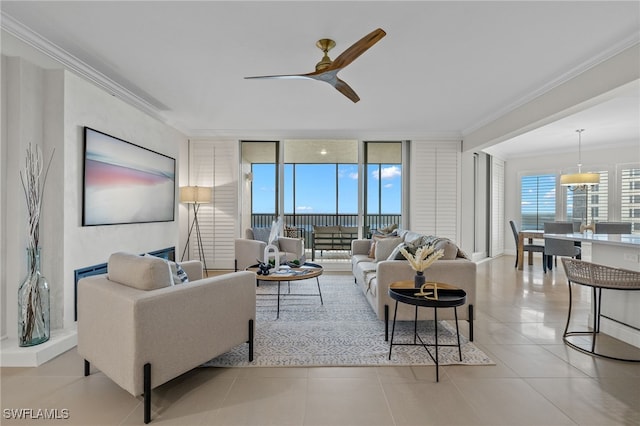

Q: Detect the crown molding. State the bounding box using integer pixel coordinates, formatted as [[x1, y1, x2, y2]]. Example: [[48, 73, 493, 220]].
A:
[[1, 12, 169, 125], [463, 33, 640, 137], [186, 128, 462, 141]]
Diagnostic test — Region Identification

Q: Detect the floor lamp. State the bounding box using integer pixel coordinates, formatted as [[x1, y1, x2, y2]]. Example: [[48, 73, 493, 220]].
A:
[[180, 186, 212, 274]]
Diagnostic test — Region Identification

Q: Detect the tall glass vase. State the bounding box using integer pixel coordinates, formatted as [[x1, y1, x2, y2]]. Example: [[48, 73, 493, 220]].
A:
[[18, 248, 50, 347], [414, 270, 426, 288]]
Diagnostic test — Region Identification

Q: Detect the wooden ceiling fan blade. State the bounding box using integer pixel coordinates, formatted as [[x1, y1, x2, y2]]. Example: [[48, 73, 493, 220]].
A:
[[330, 28, 386, 70], [334, 78, 360, 103], [245, 74, 311, 80]]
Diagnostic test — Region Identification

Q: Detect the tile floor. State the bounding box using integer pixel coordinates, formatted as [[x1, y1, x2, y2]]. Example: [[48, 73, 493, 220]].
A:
[[2, 255, 640, 425]]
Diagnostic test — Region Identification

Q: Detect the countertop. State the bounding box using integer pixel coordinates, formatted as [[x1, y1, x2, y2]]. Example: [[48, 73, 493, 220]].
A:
[[544, 233, 640, 248]]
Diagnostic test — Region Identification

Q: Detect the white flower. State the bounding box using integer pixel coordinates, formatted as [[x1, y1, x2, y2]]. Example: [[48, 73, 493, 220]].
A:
[[399, 245, 444, 272]]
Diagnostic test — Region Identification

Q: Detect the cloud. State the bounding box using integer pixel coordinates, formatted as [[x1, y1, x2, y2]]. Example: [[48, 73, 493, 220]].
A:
[[372, 165, 401, 180], [384, 183, 393, 188], [349, 172, 358, 179], [296, 206, 313, 211]]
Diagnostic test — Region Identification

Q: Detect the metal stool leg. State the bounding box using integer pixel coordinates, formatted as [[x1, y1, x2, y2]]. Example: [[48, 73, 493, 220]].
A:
[[454, 306, 462, 361]]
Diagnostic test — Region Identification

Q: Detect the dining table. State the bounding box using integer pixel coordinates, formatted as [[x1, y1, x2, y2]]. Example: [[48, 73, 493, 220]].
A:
[[517, 230, 544, 270]]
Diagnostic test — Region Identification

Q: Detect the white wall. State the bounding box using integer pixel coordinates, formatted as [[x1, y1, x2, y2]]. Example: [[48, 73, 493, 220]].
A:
[[1, 55, 187, 339], [503, 144, 640, 254], [0, 56, 7, 338]]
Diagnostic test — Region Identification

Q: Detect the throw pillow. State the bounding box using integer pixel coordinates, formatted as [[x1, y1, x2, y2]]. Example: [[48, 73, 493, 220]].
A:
[[252, 227, 271, 243], [368, 240, 377, 258], [144, 254, 190, 285], [170, 262, 190, 284], [109, 252, 173, 290], [284, 226, 299, 238], [403, 231, 424, 245], [379, 223, 398, 234], [374, 236, 403, 262], [387, 242, 409, 260], [433, 238, 460, 260]]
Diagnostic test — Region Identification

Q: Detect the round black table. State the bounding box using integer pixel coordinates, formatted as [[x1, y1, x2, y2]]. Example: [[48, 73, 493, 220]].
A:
[[388, 282, 466, 382]]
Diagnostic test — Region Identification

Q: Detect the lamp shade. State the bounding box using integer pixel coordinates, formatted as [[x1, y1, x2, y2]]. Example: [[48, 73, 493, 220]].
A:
[[560, 172, 600, 186], [179, 186, 212, 204]]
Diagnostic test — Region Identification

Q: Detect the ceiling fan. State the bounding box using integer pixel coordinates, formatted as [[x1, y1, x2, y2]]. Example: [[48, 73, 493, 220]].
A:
[[245, 28, 386, 103]]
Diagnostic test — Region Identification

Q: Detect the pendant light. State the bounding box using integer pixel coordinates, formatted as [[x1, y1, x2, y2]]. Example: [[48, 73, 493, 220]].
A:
[[560, 129, 600, 190]]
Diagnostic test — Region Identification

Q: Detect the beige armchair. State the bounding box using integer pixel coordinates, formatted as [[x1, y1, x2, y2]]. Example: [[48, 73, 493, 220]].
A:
[[77, 252, 256, 423], [235, 228, 305, 271]]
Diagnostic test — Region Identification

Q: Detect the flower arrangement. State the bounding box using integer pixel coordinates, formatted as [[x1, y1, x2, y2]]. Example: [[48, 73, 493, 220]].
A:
[[399, 244, 444, 272]]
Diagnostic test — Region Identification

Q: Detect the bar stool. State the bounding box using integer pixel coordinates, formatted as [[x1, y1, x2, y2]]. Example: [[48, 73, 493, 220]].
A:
[[561, 258, 640, 362]]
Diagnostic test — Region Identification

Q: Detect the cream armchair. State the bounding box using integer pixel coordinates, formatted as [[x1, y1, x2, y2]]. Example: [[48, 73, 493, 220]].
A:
[[235, 228, 305, 271], [77, 252, 256, 423]]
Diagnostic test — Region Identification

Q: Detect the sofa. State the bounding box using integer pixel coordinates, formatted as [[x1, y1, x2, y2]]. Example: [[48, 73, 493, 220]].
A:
[[351, 230, 476, 341], [77, 252, 256, 423], [311, 225, 359, 260], [235, 228, 305, 271]]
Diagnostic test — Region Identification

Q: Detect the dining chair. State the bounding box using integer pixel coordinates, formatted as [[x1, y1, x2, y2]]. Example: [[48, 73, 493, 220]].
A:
[[510, 220, 544, 268], [594, 222, 632, 234], [543, 222, 580, 273]]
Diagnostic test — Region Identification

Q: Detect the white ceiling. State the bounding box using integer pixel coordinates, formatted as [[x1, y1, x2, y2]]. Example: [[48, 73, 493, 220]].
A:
[[1, 1, 639, 158]]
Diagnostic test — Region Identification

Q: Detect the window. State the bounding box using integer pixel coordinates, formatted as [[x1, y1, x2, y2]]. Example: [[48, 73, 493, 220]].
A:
[[565, 171, 608, 225], [521, 174, 556, 229], [620, 166, 640, 233], [364, 142, 402, 231], [251, 164, 276, 213]]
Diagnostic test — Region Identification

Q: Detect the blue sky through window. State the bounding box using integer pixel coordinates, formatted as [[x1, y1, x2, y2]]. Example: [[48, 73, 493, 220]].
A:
[[252, 163, 401, 214]]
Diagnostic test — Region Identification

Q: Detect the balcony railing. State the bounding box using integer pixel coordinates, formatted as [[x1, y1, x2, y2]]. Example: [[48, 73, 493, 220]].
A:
[[251, 213, 402, 251]]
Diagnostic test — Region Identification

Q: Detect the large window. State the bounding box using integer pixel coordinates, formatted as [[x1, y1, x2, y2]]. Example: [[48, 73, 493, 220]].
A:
[[364, 142, 402, 231], [242, 140, 403, 244], [621, 166, 640, 232], [520, 174, 556, 229], [286, 164, 352, 214]]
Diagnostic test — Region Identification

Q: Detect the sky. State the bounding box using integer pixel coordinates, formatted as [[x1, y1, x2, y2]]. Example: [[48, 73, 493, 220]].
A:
[[252, 163, 401, 214]]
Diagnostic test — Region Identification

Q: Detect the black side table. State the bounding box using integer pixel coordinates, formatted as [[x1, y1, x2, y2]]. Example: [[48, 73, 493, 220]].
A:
[[388, 283, 466, 382]]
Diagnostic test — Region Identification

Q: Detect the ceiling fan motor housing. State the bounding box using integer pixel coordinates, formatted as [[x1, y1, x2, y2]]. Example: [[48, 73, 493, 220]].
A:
[[315, 38, 336, 71]]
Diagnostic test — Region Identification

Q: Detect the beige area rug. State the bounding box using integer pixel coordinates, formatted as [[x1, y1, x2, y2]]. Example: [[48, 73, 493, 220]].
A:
[[204, 273, 494, 367]]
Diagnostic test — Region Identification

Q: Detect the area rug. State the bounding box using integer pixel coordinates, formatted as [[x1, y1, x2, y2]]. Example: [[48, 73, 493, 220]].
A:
[[204, 273, 494, 367]]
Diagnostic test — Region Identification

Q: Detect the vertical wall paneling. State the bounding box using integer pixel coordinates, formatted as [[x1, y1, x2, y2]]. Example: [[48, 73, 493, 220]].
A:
[[189, 141, 238, 270], [409, 141, 460, 241], [490, 156, 505, 256]]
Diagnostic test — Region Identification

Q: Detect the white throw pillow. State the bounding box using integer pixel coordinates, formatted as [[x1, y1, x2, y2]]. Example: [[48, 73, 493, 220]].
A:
[[144, 254, 189, 285], [374, 236, 403, 262]]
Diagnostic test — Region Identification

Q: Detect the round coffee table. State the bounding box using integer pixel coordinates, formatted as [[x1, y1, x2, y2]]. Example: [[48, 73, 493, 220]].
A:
[[246, 262, 323, 319], [388, 281, 466, 382]]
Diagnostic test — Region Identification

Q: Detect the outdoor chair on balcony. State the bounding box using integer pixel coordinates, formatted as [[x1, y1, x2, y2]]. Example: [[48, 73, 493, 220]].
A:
[[311, 225, 359, 260]]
